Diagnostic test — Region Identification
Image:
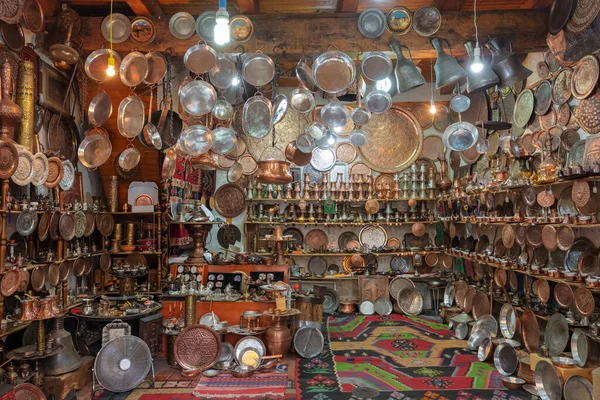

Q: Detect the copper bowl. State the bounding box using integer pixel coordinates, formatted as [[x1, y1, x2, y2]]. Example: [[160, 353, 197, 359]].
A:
[[338, 301, 355, 314], [255, 160, 293, 184], [502, 376, 525, 390]]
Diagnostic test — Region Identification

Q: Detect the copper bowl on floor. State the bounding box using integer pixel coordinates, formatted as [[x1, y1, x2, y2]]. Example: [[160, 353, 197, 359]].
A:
[[502, 376, 525, 390]]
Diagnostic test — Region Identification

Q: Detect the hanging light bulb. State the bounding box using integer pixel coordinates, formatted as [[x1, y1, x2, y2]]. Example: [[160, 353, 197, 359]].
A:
[[469, 0, 483, 73], [106, 0, 116, 78], [429, 97, 437, 114], [429, 60, 436, 114], [214, 0, 230, 46]]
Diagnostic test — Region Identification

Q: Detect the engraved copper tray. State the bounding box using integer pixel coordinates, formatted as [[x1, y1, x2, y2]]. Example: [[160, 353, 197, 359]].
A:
[[1, 268, 19, 297], [247, 108, 309, 159], [37, 211, 51, 242], [358, 106, 423, 173], [537, 278, 550, 303], [59, 259, 71, 282], [98, 213, 115, 237], [359, 225, 387, 248], [557, 103, 571, 126], [73, 256, 86, 277], [552, 68, 573, 105], [575, 90, 600, 134], [305, 229, 328, 250], [0, 139, 18, 179], [565, 237, 593, 272], [99, 252, 112, 272], [214, 183, 246, 218], [574, 287, 595, 316], [525, 225, 543, 248], [571, 55, 599, 100], [542, 225, 557, 251], [48, 262, 60, 287], [421, 134, 444, 161], [554, 282, 573, 308], [502, 225, 515, 249], [534, 80, 553, 116], [334, 142, 357, 163], [454, 280, 468, 308], [561, 128, 579, 150], [174, 324, 221, 372], [521, 309, 540, 353], [410, 103, 433, 130], [58, 212, 76, 241]]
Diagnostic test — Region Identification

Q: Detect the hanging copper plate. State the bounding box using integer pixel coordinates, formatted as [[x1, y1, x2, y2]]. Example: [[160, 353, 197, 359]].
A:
[[72, 256, 85, 277], [442, 254, 453, 270], [18, 268, 29, 292], [556, 225, 575, 251], [304, 229, 328, 250], [463, 287, 476, 313], [513, 225, 525, 247], [14, 383, 46, 400], [521, 133, 535, 155], [513, 89, 534, 128], [535, 80, 553, 116], [23, 0, 44, 33], [537, 190, 555, 208], [556, 103, 571, 127], [99, 213, 115, 237], [98, 252, 112, 273], [0, 268, 19, 297], [213, 184, 246, 218], [502, 225, 515, 249], [472, 291, 490, 319], [552, 68, 573, 105], [571, 55, 599, 100], [537, 61, 550, 79], [349, 162, 372, 177], [49, 211, 60, 241], [575, 90, 600, 134], [460, 143, 481, 165], [334, 142, 357, 164], [561, 128, 579, 150], [44, 156, 64, 188], [537, 278, 550, 303], [59, 260, 71, 282], [574, 287, 595, 316], [238, 154, 257, 175], [508, 271, 518, 292], [576, 195, 597, 216], [522, 187, 536, 206], [454, 280, 468, 308], [553, 282, 574, 308], [572, 180, 590, 207], [539, 109, 557, 130], [542, 225, 557, 251], [358, 106, 423, 173], [567, 0, 600, 32], [521, 309, 540, 353], [525, 225, 543, 248], [409, 103, 433, 130], [578, 248, 600, 276], [0, 139, 18, 179], [494, 269, 507, 288], [37, 211, 51, 242], [30, 266, 45, 292], [374, 173, 394, 191], [421, 135, 444, 161], [83, 256, 94, 275], [84, 211, 95, 237], [494, 239, 506, 258], [58, 213, 76, 241], [174, 324, 221, 372], [126, 252, 147, 267], [47, 262, 60, 287]]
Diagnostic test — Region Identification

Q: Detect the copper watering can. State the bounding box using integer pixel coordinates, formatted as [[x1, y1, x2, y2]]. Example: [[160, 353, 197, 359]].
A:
[[390, 38, 425, 93], [464, 41, 499, 94], [17, 298, 40, 321], [486, 37, 532, 89], [432, 38, 467, 89]]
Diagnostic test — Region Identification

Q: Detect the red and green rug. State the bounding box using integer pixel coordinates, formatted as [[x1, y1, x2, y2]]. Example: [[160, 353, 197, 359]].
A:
[[295, 314, 529, 400]]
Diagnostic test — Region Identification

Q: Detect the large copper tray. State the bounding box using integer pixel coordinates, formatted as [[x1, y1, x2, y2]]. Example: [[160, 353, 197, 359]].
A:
[[174, 324, 221, 372], [214, 183, 246, 218], [521, 309, 540, 353], [358, 106, 423, 173]]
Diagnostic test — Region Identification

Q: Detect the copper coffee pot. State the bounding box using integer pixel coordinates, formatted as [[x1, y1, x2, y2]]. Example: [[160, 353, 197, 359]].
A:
[[17, 298, 40, 321], [38, 298, 56, 320]]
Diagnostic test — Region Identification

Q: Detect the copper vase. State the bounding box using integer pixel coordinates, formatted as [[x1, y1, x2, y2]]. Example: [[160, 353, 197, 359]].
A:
[[108, 176, 119, 212], [265, 315, 292, 356], [15, 61, 34, 151], [0, 62, 23, 140]]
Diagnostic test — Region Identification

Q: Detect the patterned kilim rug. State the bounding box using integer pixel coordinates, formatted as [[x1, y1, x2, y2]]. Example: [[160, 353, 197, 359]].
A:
[[295, 314, 529, 400]]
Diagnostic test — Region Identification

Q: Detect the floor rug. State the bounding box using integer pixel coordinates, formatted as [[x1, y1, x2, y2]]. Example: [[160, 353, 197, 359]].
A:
[[192, 372, 288, 398], [295, 314, 530, 400]]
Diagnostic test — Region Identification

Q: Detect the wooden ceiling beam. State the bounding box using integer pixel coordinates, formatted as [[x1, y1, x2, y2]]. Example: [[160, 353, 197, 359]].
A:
[[337, 0, 360, 13], [236, 0, 258, 14], [124, 0, 151, 15], [78, 9, 549, 60], [434, 0, 467, 11]]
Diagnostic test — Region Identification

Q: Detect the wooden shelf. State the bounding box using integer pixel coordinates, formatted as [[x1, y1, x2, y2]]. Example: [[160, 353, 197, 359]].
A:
[[446, 220, 600, 229], [245, 221, 438, 226], [289, 251, 442, 257], [109, 251, 163, 255], [247, 198, 438, 202]]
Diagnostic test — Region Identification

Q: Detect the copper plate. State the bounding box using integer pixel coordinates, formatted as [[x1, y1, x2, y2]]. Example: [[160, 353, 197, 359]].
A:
[[571, 55, 599, 100], [463, 287, 476, 313], [84, 211, 95, 237], [44, 157, 64, 188], [374, 173, 394, 191], [537, 190, 555, 208], [49, 211, 60, 241], [513, 89, 534, 128], [410, 103, 433, 130], [59, 260, 71, 282], [574, 287, 595, 316], [572, 180, 590, 207], [23, 0, 44, 33], [454, 280, 468, 308], [521, 310, 540, 353], [539, 109, 557, 130], [174, 324, 221, 372], [359, 225, 387, 248], [48, 263, 60, 287], [515, 225, 526, 246], [0, 268, 19, 297], [14, 383, 46, 400], [285, 141, 311, 166], [305, 229, 329, 250], [561, 128, 579, 150], [575, 90, 600, 134], [214, 184, 246, 218], [508, 271, 518, 291], [433, 104, 452, 133], [472, 291, 490, 319], [501, 225, 515, 249], [578, 248, 600, 276], [537, 61, 550, 79], [334, 142, 357, 164], [99, 213, 115, 237], [576, 195, 597, 216], [18, 268, 29, 292], [557, 103, 571, 126], [541, 225, 557, 251], [523, 187, 537, 206], [37, 211, 51, 242], [99, 252, 112, 273], [349, 162, 372, 177], [58, 213, 76, 241], [494, 269, 507, 287], [525, 225, 543, 248], [552, 68, 573, 105], [537, 278, 550, 303], [554, 282, 574, 308], [30, 266, 45, 292], [358, 106, 423, 173], [0, 139, 18, 179], [421, 135, 444, 161], [126, 252, 147, 266], [238, 154, 258, 175], [535, 80, 553, 116], [73, 256, 86, 277], [566, 0, 600, 32]]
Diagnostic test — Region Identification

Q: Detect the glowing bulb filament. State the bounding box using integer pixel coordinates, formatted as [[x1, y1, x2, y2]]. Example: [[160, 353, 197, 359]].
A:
[[106, 53, 116, 77]]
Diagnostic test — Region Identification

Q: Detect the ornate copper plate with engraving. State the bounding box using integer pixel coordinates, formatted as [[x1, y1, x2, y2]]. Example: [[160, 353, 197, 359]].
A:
[[571, 55, 599, 99], [539, 109, 557, 130], [578, 248, 600, 275], [99, 252, 112, 273], [537, 278, 550, 303], [561, 128, 579, 150], [421, 135, 444, 161], [523, 187, 536, 207], [537, 190, 555, 208], [567, 0, 600, 32], [18, 268, 29, 292], [214, 184, 246, 218], [513, 89, 534, 128], [58, 212, 76, 241], [574, 287, 595, 316], [1, 268, 19, 297], [23, 0, 44, 33], [349, 162, 372, 177], [0, 0, 22, 24], [454, 280, 468, 309], [359, 276, 389, 302], [410, 103, 433, 130], [556, 225, 574, 251], [73, 256, 86, 277], [48, 262, 60, 287], [521, 309, 539, 353], [554, 282, 574, 308], [552, 68, 573, 105], [525, 225, 543, 248], [557, 103, 571, 126], [535, 80, 553, 116], [502, 225, 515, 249], [238, 154, 257, 175], [44, 157, 64, 188], [358, 106, 423, 173], [572, 180, 590, 208], [575, 91, 600, 134], [359, 225, 387, 248], [99, 213, 115, 237], [305, 229, 328, 250], [541, 225, 557, 251], [537, 61, 550, 79], [334, 142, 357, 164], [374, 173, 394, 191], [513, 225, 525, 247], [174, 325, 221, 372], [30, 266, 45, 292], [0, 139, 18, 179]]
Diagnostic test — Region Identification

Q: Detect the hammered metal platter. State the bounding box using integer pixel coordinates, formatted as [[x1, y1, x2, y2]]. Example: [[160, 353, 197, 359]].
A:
[[552, 68, 573, 105], [174, 324, 221, 372], [358, 107, 423, 173], [513, 89, 534, 128], [545, 313, 569, 357], [571, 55, 599, 100], [359, 225, 387, 248], [534, 80, 553, 116], [575, 91, 600, 134], [214, 184, 246, 218]]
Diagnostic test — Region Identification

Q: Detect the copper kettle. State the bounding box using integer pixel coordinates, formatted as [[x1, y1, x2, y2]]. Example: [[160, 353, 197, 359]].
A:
[[17, 298, 39, 321], [0, 62, 23, 140], [486, 37, 532, 89]]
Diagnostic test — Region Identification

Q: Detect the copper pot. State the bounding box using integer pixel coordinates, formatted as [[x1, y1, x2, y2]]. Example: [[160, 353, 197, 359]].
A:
[[265, 315, 292, 356], [255, 160, 293, 185], [17, 298, 39, 321], [338, 302, 355, 314], [38, 298, 55, 319]]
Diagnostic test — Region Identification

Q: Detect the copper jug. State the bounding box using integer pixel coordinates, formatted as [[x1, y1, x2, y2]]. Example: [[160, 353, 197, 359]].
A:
[[486, 37, 532, 89], [391, 38, 425, 93], [265, 315, 292, 356], [432, 38, 467, 89], [464, 41, 499, 93], [0, 62, 23, 140], [17, 298, 39, 321], [38, 298, 55, 319]]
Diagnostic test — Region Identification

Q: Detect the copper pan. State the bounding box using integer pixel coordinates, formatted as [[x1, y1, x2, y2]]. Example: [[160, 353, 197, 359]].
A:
[[521, 309, 540, 353], [537, 278, 550, 303], [472, 291, 490, 319], [454, 280, 468, 308], [255, 160, 292, 185], [463, 287, 476, 313], [284, 141, 311, 166], [553, 282, 573, 308]]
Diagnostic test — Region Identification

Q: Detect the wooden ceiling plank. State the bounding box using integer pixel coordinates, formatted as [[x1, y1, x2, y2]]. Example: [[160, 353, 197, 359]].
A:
[[435, 0, 467, 11], [337, 0, 359, 13], [78, 9, 549, 60], [123, 0, 151, 15], [237, 0, 259, 14]]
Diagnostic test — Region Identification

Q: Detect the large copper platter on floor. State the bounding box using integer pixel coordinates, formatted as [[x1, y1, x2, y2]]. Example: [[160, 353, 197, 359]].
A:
[[521, 309, 540, 353], [358, 106, 423, 173], [175, 324, 221, 372]]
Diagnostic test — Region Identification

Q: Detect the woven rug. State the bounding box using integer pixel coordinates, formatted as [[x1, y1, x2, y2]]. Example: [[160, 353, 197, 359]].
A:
[[295, 314, 530, 400], [192, 371, 288, 398]]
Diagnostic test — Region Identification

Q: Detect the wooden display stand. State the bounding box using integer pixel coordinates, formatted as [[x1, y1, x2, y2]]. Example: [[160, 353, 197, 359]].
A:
[[530, 353, 596, 383]]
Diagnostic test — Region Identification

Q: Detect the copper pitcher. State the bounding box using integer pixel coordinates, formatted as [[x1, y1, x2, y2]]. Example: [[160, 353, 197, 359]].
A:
[[17, 298, 39, 321], [38, 298, 55, 319]]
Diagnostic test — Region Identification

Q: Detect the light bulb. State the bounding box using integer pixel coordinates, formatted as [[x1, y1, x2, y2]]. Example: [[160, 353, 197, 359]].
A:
[[214, 8, 230, 45], [429, 97, 437, 114], [231, 76, 239, 86], [106, 54, 116, 77], [470, 45, 483, 73], [376, 78, 392, 92]]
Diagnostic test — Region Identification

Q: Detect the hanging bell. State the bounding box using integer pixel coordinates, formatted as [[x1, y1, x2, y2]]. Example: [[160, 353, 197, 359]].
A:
[[464, 41, 499, 93], [486, 36, 532, 89], [432, 38, 467, 89], [390, 38, 425, 93]]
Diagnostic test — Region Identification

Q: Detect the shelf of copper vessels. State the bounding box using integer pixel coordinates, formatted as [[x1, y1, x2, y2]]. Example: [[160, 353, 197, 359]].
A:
[[244, 221, 439, 226], [168, 221, 220, 225], [108, 251, 162, 255], [511, 306, 599, 341], [246, 198, 439, 202], [444, 220, 600, 228], [291, 275, 443, 281], [289, 251, 442, 257], [444, 252, 599, 290]]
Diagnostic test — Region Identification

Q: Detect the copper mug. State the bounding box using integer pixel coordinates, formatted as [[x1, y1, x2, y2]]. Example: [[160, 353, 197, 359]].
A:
[[17, 298, 40, 321], [47, 295, 61, 315], [38, 298, 55, 319]]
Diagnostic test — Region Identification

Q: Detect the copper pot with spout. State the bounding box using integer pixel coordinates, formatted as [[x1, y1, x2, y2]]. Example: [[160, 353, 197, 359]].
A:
[[17, 298, 39, 321], [38, 298, 56, 319], [0, 62, 23, 140]]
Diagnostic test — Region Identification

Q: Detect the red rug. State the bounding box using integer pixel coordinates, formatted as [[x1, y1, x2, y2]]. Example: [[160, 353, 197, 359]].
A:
[[192, 372, 288, 398]]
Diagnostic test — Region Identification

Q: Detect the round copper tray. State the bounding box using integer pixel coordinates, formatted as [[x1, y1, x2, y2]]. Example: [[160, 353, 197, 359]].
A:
[[554, 282, 573, 308], [49, 211, 60, 241], [421, 135, 444, 161], [126, 252, 147, 266], [575, 90, 600, 134], [494, 269, 507, 287], [515, 225, 526, 246], [454, 280, 468, 308], [508, 271, 518, 292], [574, 287, 595, 316], [513, 89, 534, 128], [578, 248, 600, 276], [525, 225, 543, 248], [37, 211, 51, 242], [349, 162, 372, 177], [15, 383, 46, 400], [0, 139, 18, 179], [23, 0, 45, 33], [537, 190, 555, 208], [541, 225, 557, 251], [1, 268, 20, 297], [561, 128, 579, 150], [410, 103, 434, 130], [99, 252, 112, 272], [537, 279, 550, 303], [557, 103, 571, 126], [472, 291, 490, 319], [58, 212, 76, 241], [463, 287, 476, 313], [18, 268, 29, 292], [214, 183, 246, 218], [30, 266, 45, 292], [59, 259, 71, 282], [73, 256, 86, 277], [556, 225, 575, 251], [552, 68, 573, 105], [334, 142, 357, 164], [44, 156, 64, 188], [539, 109, 557, 130], [572, 180, 590, 207], [502, 225, 515, 249], [521, 309, 540, 353], [174, 324, 221, 372], [47, 262, 60, 287], [358, 106, 423, 173], [571, 55, 599, 100], [98, 213, 115, 237], [304, 229, 329, 250]]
